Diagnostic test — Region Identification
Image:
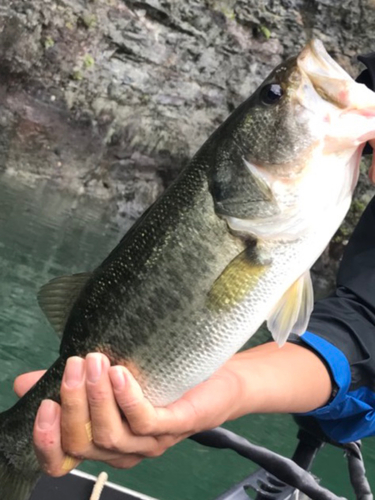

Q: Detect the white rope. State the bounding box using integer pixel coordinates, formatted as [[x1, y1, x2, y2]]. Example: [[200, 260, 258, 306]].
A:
[[90, 471, 108, 500]]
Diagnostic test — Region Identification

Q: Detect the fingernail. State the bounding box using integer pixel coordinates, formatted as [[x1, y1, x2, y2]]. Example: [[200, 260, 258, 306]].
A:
[[37, 400, 58, 430], [86, 353, 103, 383], [110, 366, 125, 390], [64, 357, 84, 388]]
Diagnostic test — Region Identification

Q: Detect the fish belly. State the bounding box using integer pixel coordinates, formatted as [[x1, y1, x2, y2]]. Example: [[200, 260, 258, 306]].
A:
[[133, 202, 348, 406]]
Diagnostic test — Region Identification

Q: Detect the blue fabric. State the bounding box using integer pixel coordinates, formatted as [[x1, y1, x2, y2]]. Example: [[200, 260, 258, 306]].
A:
[[317, 388, 375, 443], [295, 332, 375, 443]]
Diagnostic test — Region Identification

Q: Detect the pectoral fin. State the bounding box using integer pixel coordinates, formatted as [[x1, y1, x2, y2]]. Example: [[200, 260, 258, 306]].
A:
[[37, 272, 91, 337], [207, 246, 270, 311], [267, 271, 314, 346]]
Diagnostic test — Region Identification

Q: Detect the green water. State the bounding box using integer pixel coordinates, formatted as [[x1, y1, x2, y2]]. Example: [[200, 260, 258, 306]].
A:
[[0, 173, 374, 500]]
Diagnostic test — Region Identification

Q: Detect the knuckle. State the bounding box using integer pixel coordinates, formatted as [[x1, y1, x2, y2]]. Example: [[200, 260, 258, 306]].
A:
[[61, 397, 83, 413], [185, 401, 202, 433], [120, 396, 140, 414], [132, 420, 155, 436], [88, 388, 110, 405], [94, 432, 122, 452], [62, 440, 87, 459], [66, 449, 84, 459], [63, 446, 84, 459], [163, 434, 180, 448], [145, 445, 165, 458]]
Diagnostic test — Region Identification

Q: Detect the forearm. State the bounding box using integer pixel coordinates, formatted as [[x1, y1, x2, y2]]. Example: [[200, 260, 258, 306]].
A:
[[15, 343, 333, 474], [225, 342, 333, 419]]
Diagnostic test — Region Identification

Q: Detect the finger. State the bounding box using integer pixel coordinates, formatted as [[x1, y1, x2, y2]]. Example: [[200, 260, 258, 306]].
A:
[[109, 366, 160, 436], [111, 366, 239, 436], [14, 370, 46, 397], [109, 366, 194, 437], [34, 399, 79, 477], [86, 354, 158, 456], [60, 357, 93, 458], [85, 353, 123, 448], [34, 400, 150, 473], [159, 368, 242, 434]]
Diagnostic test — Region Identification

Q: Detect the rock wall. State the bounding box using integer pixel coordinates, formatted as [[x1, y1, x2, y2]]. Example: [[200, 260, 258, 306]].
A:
[[1, 0, 375, 294]]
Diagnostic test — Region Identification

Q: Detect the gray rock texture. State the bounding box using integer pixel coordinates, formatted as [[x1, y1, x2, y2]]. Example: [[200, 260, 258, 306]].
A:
[[1, 0, 375, 294]]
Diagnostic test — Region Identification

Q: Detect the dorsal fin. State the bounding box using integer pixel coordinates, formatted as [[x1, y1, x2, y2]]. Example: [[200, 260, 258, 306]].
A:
[[267, 270, 314, 346], [37, 273, 91, 337]]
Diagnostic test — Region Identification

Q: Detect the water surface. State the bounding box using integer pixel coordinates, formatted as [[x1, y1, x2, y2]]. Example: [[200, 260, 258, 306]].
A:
[[0, 174, 373, 500]]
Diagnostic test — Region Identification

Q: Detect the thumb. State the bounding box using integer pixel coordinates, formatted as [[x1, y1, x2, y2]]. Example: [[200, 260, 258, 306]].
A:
[[14, 370, 46, 397]]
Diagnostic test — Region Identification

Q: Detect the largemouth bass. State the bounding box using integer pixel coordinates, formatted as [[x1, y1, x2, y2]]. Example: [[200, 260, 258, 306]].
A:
[[1, 40, 375, 500]]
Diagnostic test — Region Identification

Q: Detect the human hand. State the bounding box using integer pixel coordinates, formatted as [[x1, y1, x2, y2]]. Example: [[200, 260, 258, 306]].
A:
[[14, 353, 243, 477]]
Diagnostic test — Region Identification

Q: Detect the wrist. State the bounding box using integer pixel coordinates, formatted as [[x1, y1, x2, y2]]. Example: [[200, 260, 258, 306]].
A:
[[220, 355, 261, 420]]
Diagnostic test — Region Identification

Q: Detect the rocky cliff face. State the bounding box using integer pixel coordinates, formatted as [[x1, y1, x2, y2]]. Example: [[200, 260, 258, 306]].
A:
[[1, 0, 375, 294]]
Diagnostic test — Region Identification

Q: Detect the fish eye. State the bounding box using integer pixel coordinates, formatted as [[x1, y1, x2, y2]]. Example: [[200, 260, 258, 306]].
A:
[[260, 83, 283, 105]]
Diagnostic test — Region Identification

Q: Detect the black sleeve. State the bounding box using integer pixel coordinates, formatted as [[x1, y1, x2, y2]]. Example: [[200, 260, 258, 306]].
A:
[[292, 196, 375, 443], [308, 195, 375, 390]]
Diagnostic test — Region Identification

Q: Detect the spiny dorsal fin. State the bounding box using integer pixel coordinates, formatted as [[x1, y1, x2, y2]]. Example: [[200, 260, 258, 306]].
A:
[[267, 271, 314, 346], [37, 272, 91, 337]]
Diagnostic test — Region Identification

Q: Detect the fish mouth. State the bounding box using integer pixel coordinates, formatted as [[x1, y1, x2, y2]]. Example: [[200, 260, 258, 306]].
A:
[[298, 39, 350, 88], [297, 39, 375, 114], [296, 39, 375, 166]]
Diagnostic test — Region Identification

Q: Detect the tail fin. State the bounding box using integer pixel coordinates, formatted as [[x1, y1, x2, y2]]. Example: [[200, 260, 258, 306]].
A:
[[0, 455, 40, 500], [0, 462, 39, 500], [0, 356, 66, 500], [0, 406, 41, 500]]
